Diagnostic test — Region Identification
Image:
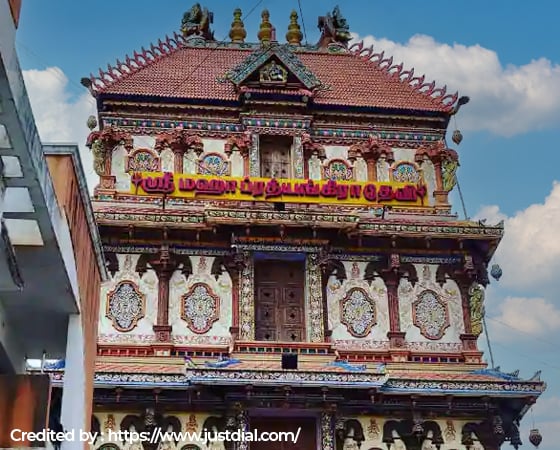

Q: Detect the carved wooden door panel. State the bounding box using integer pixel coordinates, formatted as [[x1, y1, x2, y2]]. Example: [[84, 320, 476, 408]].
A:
[[250, 417, 317, 450], [259, 135, 292, 179], [255, 260, 305, 342]]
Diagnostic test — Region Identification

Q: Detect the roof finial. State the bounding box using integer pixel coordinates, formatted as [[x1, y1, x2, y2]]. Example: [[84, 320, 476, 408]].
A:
[[286, 10, 303, 45], [258, 9, 273, 46], [229, 8, 246, 43]]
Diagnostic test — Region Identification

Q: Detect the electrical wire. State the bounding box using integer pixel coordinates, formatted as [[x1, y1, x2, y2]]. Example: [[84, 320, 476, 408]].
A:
[[297, 0, 308, 45]]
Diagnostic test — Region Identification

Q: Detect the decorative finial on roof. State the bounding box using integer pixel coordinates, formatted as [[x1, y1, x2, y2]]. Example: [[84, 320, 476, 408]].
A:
[[229, 8, 246, 43], [181, 3, 214, 41], [286, 10, 303, 45], [317, 5, 352, 51], [258, 9, 273, 46]]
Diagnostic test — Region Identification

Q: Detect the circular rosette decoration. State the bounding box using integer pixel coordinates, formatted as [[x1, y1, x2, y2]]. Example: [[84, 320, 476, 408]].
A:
[[181, 283, 220, 334], [106, 281, 145, 332], [412, 290, 449, 340], [340, 288, 377, 337]]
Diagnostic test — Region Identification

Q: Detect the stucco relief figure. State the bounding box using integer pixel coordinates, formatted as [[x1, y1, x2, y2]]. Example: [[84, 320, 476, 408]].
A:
[[157, 425, 177, 450], [124, 424, 143, 450], [207, 426, 225, 450], [181, 3, 214, 39], [91, 139, 106, 176], [441, 158, 458, 191], [260, 61, 287, 83], [469, 283, 485, 336], [342, 429, 359, 450]]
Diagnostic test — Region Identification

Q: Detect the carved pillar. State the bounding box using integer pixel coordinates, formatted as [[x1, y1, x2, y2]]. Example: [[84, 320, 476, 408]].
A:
[[321, 411, 335, 450], [293, 135, 304, 179], [150, 248, 175, 346], [306, 253, 325, 343], [365, 157, 377, 181], [320, 265, 332, 342], [224, 252, 245, 342], [432, 156, 449, 205], [239, 251, 255, 341], [385, 274, 406, 352], [249, 133, 260, 177]]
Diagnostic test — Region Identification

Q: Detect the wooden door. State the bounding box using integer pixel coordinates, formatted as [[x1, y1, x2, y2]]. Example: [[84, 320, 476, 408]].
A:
[[259, 135, 292, 179], [255, 260, 305, 342], [250, 417, 317, 450]]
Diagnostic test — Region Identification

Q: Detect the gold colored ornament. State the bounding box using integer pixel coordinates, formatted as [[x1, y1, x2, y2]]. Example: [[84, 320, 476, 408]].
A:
[[258, 9, 273, 45], [286, 10, 303, 45], [229, 8, 246, 43], [104, 414, 116, 432]]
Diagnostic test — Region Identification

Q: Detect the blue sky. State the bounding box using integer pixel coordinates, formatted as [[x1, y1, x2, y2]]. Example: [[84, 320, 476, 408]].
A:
[[15, 1, 560, 448]]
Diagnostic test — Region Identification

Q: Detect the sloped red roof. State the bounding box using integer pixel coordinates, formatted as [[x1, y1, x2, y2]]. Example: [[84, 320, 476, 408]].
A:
[[90, 35, 457, 113]]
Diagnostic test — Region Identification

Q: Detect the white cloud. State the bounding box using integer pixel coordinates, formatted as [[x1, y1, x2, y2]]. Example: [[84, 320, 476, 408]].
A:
[[354, 34, 560, 136], [483, 182, 560, 292], [492, 296, 560, 337], [22, 67, 96, 191], [472, 205, 507, 224]]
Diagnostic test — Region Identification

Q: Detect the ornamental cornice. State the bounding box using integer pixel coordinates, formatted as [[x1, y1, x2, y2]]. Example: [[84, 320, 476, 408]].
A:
[[49, 371, 546, 395], [205, 208, 358, 227], [383, 379, 547, 395], [358, 222, 504, 238]]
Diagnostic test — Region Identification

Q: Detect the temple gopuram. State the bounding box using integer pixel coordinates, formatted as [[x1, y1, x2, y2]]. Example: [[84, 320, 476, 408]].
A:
[[74, 4, 546, 450]]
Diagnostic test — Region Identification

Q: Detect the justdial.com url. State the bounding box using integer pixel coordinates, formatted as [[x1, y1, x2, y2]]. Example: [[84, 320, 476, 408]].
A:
[[111, 428, 302, 444]]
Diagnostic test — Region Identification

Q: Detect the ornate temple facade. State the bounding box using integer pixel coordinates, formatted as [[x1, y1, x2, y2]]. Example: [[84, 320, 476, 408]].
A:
[[77, 5, 545, 450]]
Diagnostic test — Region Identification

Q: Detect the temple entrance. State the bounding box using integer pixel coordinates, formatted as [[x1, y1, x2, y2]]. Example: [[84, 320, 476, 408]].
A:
[[255, 259, 306, 342], [250, 417, 317, 450]]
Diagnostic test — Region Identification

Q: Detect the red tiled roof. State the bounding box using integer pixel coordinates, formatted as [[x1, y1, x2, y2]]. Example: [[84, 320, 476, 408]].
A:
[[90, 35, 457, 113]]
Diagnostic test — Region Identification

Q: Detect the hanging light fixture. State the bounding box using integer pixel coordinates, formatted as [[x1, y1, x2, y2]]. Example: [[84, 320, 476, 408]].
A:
[[490, 264, 502, 281], [529, 429, 543, 448], [452, 129, 463, 145]]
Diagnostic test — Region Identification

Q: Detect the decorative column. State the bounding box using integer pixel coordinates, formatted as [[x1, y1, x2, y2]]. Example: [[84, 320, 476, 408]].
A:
[[321, 411, 336, 450], [137, 244, 192, 353], [306, 253, 325, 343], [239, 251, 255, 341], [87, 127, 133, 194], [149, 247, 175, 349], [249, 133, 260, 177], [365, 157, 377, 181], [155, 130, 203, 175], [225, 252, 246, 342], [293, 135, 304, 179], [416, 143, 458, 207]]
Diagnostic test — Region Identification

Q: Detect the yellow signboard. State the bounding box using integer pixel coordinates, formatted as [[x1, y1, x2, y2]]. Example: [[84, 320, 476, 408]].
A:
[[129, 172, 427, 206]]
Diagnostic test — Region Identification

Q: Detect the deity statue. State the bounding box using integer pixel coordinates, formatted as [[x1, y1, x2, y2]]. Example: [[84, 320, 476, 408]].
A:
[[91, 139, 106, 176], [318, 5, 352, 47], [260, 61, 287, 82], [332, 5, 351, 43], [468, 282, 485, 336], [181, 3, 214, 40], [441, 157, 458, 192]]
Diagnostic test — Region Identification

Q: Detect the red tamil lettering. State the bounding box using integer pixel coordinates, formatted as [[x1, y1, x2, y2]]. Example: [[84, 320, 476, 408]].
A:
[[394, 185, 416, 201], [251, 181, 265, 197], [304, 180, 320, 197], [336, 183, 349, 200], [349, 185, 362, 198], [363, 184, 377, 201], [293, 183, 306, 195], [226, 180, 238, 194], [378, 185, 394, 201], [178, 178, 196, 191], [265, 179, 282, 199], [320, 180, 338, 197], [240, 177, 252, 194]]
